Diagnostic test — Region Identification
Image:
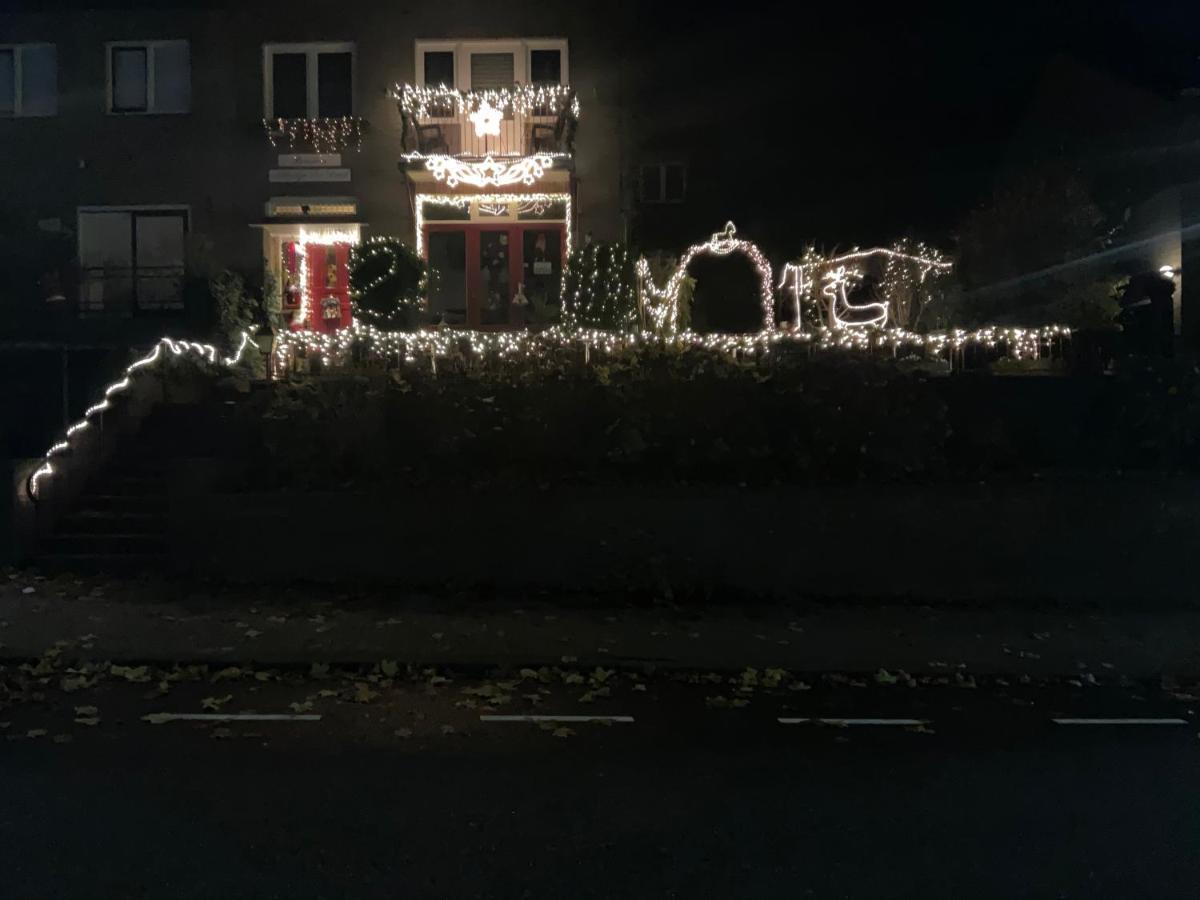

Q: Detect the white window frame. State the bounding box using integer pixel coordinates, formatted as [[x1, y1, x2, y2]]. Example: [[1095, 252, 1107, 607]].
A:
[[414, 38, 569, 90], [105, 40, 188, 115], [263, 41, 356, 119], [640, 162, 687, 205], [0, 43, 56, 117]]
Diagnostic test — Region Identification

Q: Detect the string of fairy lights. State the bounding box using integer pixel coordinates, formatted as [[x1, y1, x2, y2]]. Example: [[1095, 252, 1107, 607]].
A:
[[262, 117, 368, 153], [394, 83, 580, 120], [272, 320, 1071, 373], [636, 222, 776, 334], [26, 334, 255, 500], [414, 192, 572, 255]]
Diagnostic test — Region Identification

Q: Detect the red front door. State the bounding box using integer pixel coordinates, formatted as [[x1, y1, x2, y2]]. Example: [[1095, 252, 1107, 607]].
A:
[[308, 242, 352, 332], [425, 223, 566, 328]]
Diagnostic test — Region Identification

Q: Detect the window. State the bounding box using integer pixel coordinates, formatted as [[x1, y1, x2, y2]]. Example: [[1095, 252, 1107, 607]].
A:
[[107, 41, 189, 114], [414, 39, 568, 90], [264, 43, 355, 119], [640, 163, 687, 204], [529, 48, 562, 84], [78, 208, 188, 312], [423, 50, 455, 88], [0, 44, 57, 117]]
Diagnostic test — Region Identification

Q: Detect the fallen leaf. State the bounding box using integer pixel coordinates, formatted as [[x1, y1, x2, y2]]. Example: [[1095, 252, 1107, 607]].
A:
[[394, 727, 412, 739], [243, 629, 262, 639], [74, 717, 100, 726], [875, 669, 899, 686], [74, 705, 98, 717], [552, 726, 575, 738], [440, 725, 455, 735], [289, 700, 314, 713], [26, 728, 47, 738], [110, 664, 151, 683], [22, 587, 35, 595], [353, 683, 378, 704], [310, 663, 330, 679], [201, 694, 233, 711], [211, 666, 242, 683], [380, 659, 399, 678]]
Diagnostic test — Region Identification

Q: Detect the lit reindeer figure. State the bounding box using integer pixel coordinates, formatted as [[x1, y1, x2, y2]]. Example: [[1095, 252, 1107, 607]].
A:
[[821, 265, 889, 329]]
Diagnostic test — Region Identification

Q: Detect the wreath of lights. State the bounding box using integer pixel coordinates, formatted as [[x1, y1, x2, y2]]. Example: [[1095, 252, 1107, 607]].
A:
[[395, 83, 580, 120], [414, 193, 571, 255], [27, 333, 255, 500], [263, 117, 368, 153], [419, 153, 557, 187], [636, 222, 775, 335]]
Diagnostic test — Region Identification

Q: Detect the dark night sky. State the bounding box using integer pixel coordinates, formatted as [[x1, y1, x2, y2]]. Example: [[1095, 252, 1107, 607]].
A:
[[630, 1, 1200, 251]]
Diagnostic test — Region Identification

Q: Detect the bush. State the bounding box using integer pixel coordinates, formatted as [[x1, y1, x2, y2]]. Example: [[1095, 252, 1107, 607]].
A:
[[349, 237, 426, 329], [562, 242, 638, 331]]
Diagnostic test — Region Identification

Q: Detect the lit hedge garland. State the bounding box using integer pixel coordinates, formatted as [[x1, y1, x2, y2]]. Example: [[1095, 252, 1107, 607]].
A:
[[414, 192, 571, 255], [636, 221, 775, 335], [395, 83, 580, 120], [263, 117, 368, 152], [27, 333, 255, 500], [420, 153, 557, 187], [272, 320, 1070, 375]]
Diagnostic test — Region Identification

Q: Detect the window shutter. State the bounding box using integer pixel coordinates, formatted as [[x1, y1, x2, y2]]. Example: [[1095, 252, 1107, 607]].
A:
[[469, 52, 514, 90], [153, 41, 190, 113], [20, 45, 57, 116]]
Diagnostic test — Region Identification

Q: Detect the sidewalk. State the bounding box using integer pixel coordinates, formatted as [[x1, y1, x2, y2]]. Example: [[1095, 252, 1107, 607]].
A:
[[3, 571, 1199, 678]]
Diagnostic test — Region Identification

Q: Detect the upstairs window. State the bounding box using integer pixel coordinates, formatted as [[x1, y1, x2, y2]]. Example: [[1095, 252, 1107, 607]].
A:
[[265, 43, 354, 119], [0, 44, 57, 117], [414, 39, 568, 91], [107, 40, 190, 114], [640, 163, 687, 204]]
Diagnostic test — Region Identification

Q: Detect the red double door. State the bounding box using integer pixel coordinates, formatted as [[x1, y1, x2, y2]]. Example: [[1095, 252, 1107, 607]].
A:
[[424, 224, 566, 328]]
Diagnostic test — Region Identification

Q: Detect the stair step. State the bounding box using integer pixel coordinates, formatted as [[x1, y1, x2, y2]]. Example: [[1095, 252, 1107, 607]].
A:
[[77, 494, 168, 512], [32, 553, 166, 573], [42, 533, 168, 554], [58, 512, 166, 534]]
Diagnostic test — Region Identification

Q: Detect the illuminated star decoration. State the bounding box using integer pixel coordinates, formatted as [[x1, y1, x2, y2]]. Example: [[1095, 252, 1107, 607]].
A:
[[468, 102, 503, 137]]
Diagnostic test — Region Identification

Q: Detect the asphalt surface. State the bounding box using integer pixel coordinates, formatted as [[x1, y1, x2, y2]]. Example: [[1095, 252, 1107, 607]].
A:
[[2, 667, 1198, 899]]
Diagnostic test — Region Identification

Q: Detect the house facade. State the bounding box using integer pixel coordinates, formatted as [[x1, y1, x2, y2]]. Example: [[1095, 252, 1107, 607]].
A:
[[0, 1, 631, 334]]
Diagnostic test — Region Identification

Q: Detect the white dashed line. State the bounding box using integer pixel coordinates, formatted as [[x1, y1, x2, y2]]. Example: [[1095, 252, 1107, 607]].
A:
[[479, 714, 635, 724], [778, 717, 928, 726], [1052, 718, 1188, 726], [144, 713, 322, 722]]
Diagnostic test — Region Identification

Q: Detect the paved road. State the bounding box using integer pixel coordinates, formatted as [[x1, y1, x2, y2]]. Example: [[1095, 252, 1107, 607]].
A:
[[2, 669, 1198, 898]]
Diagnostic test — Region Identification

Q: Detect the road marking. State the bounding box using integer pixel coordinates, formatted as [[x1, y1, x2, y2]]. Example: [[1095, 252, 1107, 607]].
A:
[[479, 714, 635, 724], [144, 713, 322, 722], [1052, 718, 1188, 726], [778, 717, 928, 726]]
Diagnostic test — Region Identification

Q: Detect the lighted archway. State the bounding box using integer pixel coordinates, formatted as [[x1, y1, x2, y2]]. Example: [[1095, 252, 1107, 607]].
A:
[[636, 222, 775, 334]]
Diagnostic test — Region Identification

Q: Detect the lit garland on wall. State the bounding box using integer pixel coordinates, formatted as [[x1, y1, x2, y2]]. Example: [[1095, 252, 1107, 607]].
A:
[[635, 222, 775, 335], [263, 117, 369, 152], [395, 83, 580, 120], [419, 153, 557, 187], [414, 192, 572, 255], [27, 334, 255, 500]]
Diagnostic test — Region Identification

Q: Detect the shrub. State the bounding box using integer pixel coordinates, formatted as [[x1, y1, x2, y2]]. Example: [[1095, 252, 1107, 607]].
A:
[[562, 242, 638, 331]]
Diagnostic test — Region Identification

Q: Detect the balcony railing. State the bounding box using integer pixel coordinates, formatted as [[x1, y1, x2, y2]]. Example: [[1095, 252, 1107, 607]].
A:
[[395, 83, 579, 158]]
